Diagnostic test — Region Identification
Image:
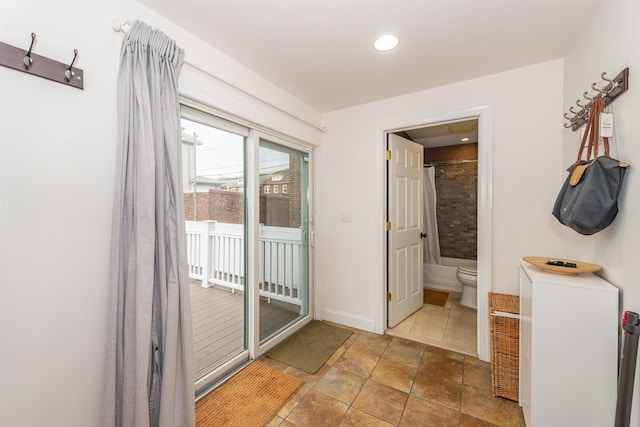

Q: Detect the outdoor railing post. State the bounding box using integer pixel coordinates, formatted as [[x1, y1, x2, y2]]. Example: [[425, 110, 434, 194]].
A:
[[200, 220, 216, 288]]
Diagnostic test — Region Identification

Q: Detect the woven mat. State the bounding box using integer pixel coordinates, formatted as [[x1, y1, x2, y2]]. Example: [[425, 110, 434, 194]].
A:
[[268, 321, 352, 374], [196, 360, 302, 427], [424, 289, 449, 307]]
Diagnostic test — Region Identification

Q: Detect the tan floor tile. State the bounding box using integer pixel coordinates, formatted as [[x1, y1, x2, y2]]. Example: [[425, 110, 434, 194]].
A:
[[415, 310, 449, 328], [349, 334, 393, 357], [421, 303, 449, 314], [388, 316, 416, 335], [411, 372, 462, 410], [423, 344, 466, 361], [381, 338, 425, 368], [286, 390, 349, 427], [342, 333, 359, 349], [461, 384, 520, 426], [280, 422, 296, 427], [410, 321, 446, 341], [420, 352, 464, 383], [339, 407, 395, 427], [314, 367, 367, 404], [442, 340, 477, 357], [283, 363, 331, 388], [463, 360, 492, 391], [460, 413, 501, 426], [370, 358, 417, 393], [352, 379, 409, 425], [399, 395, 460, 427], [266, 415, 285, 426], [277, 384, 312, 418], [326, 345, 347, 366], [333, 348, 379, 378]]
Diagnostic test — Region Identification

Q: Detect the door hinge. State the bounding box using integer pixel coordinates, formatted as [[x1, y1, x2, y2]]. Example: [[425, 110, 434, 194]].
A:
[[387, 292, 392, 301], [386, 150, 391, 160], [386, 221, 392, 231]]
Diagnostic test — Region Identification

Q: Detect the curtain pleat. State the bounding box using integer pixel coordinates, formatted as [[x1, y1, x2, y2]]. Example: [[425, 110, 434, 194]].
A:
[[106, 20, 195, 427]]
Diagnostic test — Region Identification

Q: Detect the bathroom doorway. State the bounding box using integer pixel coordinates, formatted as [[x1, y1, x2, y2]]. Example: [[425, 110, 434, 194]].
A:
[[381, 106, 493, 361], [387, 119, 478, 355]]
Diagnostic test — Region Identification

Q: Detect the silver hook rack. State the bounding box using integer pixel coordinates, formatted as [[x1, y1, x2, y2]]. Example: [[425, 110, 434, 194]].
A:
[[0, 32, 84, 90], [563, 68, 629, 131]]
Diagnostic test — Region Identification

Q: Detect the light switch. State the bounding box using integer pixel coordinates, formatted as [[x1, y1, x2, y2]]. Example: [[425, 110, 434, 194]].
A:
[[340, 210, 352, 222]]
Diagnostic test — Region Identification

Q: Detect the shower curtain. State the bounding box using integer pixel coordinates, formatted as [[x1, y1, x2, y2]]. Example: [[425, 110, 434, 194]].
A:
[[423, 167, 442, 265]]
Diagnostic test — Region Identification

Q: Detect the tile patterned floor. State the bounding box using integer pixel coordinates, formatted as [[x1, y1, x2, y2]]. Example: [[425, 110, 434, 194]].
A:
[[263, 324, 524, 427], [386, 290, 478, 356]]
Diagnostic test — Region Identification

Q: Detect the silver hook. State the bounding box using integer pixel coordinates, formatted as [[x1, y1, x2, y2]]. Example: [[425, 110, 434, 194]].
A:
[[601, 71, 618, 95], [591, 82, 606, 96], [583, 91, 593, 101], [564, 112, 575, 121], [23, 32, 36, 69], [563, 122, 573, 128], [576, 99, 587, 109], [601, 72, 615, 85], [64, 49, 78, 82], [569, 106, 579, 114]]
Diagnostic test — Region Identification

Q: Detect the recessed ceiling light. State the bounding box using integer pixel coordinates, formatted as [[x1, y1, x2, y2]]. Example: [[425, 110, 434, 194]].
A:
[[374, 34, 399, 52], [461, 137, 470, 142]]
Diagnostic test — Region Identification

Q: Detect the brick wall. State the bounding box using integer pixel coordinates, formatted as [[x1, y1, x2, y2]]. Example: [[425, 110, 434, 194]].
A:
[[184, 189, 293, 227], [183, 192, 213, 222], [434, 162, 477, 260], [288, 156, 302, 228]]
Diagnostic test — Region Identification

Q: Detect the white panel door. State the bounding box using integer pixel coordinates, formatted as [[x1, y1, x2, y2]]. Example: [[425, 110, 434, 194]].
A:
[[388, 134, 424, 327]]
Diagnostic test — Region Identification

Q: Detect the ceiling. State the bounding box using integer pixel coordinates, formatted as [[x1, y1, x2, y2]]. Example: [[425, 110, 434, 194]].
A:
[[139, 0, 599, 113], [403, 119, 478, 148]]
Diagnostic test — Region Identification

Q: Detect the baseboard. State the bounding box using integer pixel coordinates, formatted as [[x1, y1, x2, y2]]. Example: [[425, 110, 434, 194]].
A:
[[323, 308, 376, 333]]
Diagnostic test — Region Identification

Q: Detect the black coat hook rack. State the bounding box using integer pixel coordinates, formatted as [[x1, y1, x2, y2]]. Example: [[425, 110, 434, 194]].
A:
[[0, 33, 84, 90], [563, 68, 629, 131]]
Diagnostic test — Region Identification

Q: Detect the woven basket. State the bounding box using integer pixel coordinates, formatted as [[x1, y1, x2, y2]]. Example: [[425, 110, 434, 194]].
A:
[[489, 292, 520, 401]]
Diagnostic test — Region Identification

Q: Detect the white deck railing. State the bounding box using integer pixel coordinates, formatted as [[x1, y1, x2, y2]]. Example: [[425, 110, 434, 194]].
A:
[[185, 221, 304, 308]]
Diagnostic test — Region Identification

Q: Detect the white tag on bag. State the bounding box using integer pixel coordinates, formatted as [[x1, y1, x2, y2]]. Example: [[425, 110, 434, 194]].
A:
[[600, 112, 614, 138]]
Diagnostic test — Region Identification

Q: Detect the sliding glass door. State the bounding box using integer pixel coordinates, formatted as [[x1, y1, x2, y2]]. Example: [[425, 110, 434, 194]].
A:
[[258, 138, 309, 343], [181, 107, 250, 393], [181, 105, 313, 395]]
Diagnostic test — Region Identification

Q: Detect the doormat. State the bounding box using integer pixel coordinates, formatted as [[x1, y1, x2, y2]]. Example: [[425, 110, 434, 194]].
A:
[[424, 289, 449, 307], [267, 321, 352, 374], [196, 360, 302, 427]]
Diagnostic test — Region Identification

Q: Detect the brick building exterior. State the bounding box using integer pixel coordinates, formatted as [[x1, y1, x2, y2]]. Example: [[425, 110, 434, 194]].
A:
[[184, 162, 303, 228]]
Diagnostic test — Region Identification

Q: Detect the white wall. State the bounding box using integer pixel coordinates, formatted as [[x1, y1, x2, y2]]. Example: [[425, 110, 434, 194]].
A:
[[317, 60, 564, 334], [0, 1, 321, 426], [561, 1, 640, 425]]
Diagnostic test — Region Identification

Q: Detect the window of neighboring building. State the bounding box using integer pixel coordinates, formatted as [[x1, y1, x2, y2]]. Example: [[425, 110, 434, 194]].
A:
[[274, 185, 279, 193], [282, 184, 288, 194], [264, 185, 270, 193]]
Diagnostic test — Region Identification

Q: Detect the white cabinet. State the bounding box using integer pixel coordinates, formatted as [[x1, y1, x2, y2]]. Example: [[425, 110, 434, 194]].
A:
[[519, 262, 619, 427]]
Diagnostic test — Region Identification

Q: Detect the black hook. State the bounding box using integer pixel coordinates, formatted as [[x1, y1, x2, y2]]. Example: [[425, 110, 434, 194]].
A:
[[23, 32, 36, 69], [64, 49, 78, 82]]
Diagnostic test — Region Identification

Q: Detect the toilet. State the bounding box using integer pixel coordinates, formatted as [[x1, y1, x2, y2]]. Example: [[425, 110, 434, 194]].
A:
[[456, 264, 478, 308]]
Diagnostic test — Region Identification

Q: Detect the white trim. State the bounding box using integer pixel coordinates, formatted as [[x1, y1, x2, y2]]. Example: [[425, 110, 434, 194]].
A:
[[376, 105, 493, 362], [323, 308, 376, 332]]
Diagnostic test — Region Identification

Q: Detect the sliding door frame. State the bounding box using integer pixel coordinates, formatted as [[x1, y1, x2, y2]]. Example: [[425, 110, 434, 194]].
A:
[[180, 98, 315, 393]]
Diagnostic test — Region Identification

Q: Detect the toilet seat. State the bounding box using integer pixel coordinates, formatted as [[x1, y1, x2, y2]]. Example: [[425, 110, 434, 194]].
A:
[[457, 266, 477, 275]]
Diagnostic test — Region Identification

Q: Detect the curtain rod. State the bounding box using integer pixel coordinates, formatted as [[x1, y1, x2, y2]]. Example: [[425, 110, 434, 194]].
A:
[[424, 159, 478, 166], [112, 18, 326, 134]]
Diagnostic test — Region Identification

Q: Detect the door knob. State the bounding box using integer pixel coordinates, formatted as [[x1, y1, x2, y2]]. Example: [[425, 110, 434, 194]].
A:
[[420, 232, 427, 239]]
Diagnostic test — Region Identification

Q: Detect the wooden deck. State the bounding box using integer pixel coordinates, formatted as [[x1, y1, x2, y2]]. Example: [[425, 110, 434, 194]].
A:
[[190, 280, 300, 379]]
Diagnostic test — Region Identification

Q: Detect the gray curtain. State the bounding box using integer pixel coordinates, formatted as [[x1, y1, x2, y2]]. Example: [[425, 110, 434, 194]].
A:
[[106, 21, 195, 427]]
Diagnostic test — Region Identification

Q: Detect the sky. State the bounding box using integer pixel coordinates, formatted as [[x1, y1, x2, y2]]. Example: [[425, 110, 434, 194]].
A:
[[181, 118, 290, 180]]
